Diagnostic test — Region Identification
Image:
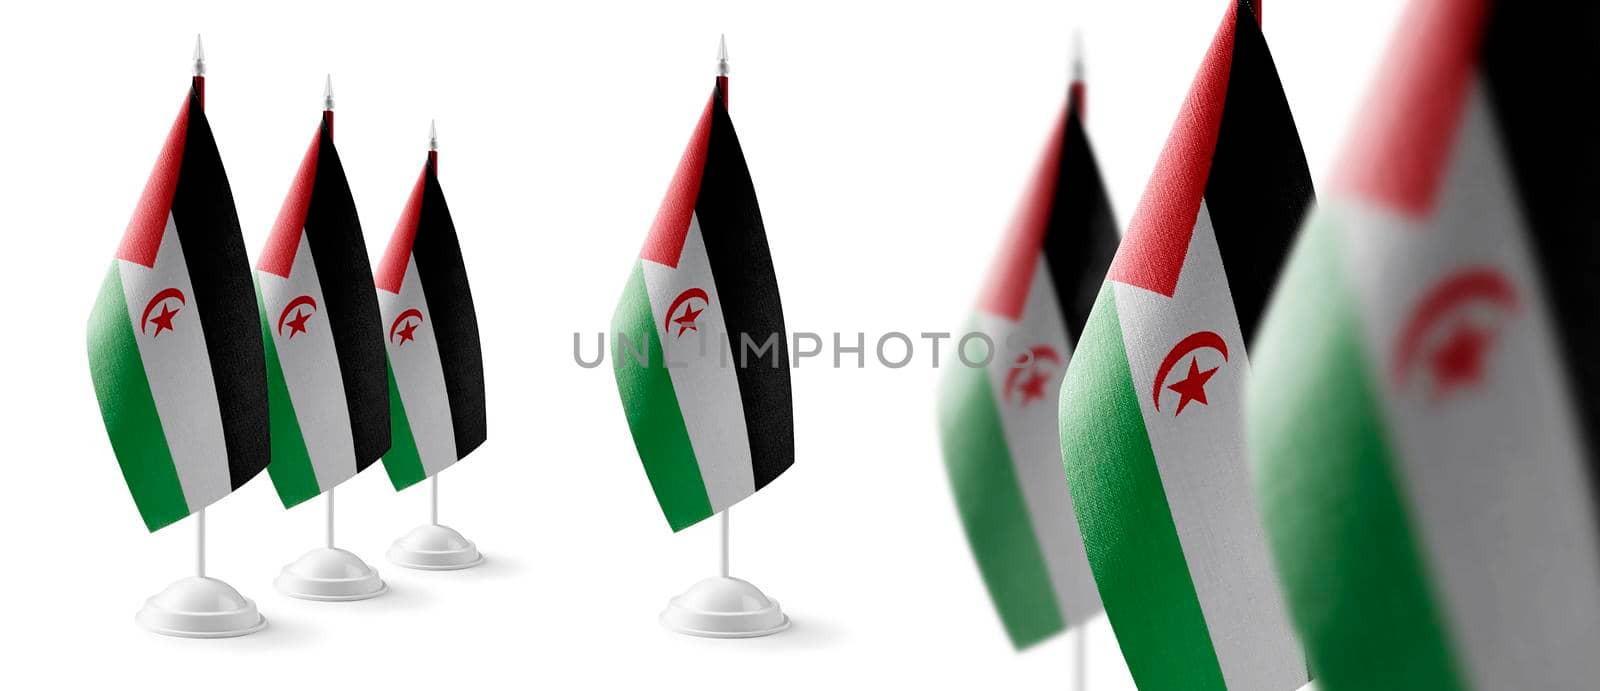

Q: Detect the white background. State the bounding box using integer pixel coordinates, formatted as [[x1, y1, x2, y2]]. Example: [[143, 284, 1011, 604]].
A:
[[1, 1, 1406, 688]]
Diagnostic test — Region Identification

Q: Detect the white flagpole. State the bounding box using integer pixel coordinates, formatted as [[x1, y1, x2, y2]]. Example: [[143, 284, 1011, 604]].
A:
[[325, 488, 335, 548], [716, 34, 731, 585], [196, 507, 207, 578], [430, 475, 439, 526], [719, 509, 730, 578], [1072, 626, 1088, 691]]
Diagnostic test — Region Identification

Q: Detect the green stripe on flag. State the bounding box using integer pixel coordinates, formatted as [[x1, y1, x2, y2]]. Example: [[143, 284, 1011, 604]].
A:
[[938, 336, 1064, 648], [258, 282, 320, 509], [1250, 208, 1467, 691], [613, 262, 712, 531], [1062, 283, 1226, 690], [88, 264, 189, 531], [382, 358, 427, 491]]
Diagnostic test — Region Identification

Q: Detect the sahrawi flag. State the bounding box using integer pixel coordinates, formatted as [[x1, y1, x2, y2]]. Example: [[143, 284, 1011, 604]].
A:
[[937, 79, 1118, 649], [1249, 0, 1600, 688], [257, 113, 390, 508], [374, 145, 486, 490], [1058, 1, 1313, 688], [611, 82, 793, 532], [88, 84, 270, 531]]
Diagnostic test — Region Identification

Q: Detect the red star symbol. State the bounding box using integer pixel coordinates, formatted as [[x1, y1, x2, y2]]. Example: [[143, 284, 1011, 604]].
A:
[[1166, 357, 1218, 416], [396, 320, 419, 345], [149, 303, 179, 337], [285, 309, 311, 338], [1429, 321, 1492, 399], [673, 304, 703, 337], [1017, 371, 1048, 404]]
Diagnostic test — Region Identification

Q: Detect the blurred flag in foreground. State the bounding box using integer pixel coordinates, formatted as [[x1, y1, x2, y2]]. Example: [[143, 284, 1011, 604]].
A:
[[1058, 0, 1313, 688], [938, 77, 1117, 649], [611, 81, 793, 532], [1249, 0, 1600, 688], [88, 85, 269, 531]]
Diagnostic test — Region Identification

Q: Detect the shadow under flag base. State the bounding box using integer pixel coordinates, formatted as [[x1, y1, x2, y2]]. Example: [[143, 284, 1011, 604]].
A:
[[137, 576, 267, 638], [387, 524, 484, 570]]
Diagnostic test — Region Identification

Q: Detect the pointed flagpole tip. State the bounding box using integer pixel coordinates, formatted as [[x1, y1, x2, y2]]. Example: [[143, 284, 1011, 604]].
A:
[[192, 34, 206, 76], [1071, 30, 1084, 83], [323, 74, 335, 111], [428, 120, 438, 151], [716, 34, 730, 76]]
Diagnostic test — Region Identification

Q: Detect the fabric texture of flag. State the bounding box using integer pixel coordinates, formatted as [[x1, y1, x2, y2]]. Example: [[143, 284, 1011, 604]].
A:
[[87, 86, 269, 532], [611, 84, 793, 532], [375, 151, 487, 491], [1248, 1, 1600, 688], [1058, 1, 1312, 688], [257, 115, 390, 509], [937, 83, 1118, 649]]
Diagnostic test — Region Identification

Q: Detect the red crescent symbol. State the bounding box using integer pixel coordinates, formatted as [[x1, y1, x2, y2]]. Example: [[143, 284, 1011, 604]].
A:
[[276, 295, 318, 336], [665, 288, 710, 336], [389, 308, 425, 345], [1393, 267, 1518, 385], [140, 287, 187, 335], [1152, 331, 1228, 412]]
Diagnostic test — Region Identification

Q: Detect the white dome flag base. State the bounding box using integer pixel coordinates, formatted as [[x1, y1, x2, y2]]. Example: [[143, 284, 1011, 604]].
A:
[[138, 576, 267, 638], [138, 509, 267, 638], [660, 576, 790, 637], [387, 475, 484, 570], [275, 547, 388, 600], [660, 509, 789, 638], [388, 524, 483, 570], [276, 488, 387, 601]]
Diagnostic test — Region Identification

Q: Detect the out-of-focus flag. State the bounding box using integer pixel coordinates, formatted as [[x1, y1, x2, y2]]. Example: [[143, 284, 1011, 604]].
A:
[[257, 112, 390, 508], [1058, 0, 1313, 688], [937, 79, 1118, 649], [375, 136, 487, 490], [611, 82, 793, 532], [1248, 0, 1600, 688], [88, 86, 270, 531]]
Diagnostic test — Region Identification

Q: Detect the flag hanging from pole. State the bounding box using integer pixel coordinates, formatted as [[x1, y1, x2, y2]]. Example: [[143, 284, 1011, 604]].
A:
[[87, 85, 270, 532], [257, 114, 390, 509], [375, 145, 487, 491], [1248, 0, 1600, 688], [611, 82, 793, 532], [937, 80, 1118, 649], [1058, 0, 1312, 688]]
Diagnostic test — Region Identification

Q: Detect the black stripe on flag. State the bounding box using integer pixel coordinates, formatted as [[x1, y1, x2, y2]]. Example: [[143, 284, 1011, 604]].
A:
[[1205, 0, 1315, 344], [698, 90, 795, 490], [171, 90, 270, 489], [305, 123, 390, 470], [416, 161, 487, 459], [1042, 101, 1120, 344], [1483, 3, 1600, 468]]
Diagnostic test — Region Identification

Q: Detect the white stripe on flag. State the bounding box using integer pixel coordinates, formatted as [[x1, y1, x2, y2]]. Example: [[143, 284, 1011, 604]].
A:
[[379, 254, 458, 478], [1111, 204, 1305, 689], [1341, 87, 1600, 689], [978, 256, 1100, 624], [259, 230, 357, 489], [642, 214, 756, 512], [118, 214, 231, 509]]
